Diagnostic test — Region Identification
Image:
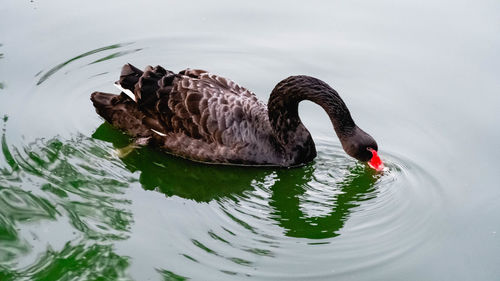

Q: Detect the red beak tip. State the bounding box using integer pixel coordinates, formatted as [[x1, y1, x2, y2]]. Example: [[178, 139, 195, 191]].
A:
[[368, 161, 385, 172], [367, 149, 385, 172]]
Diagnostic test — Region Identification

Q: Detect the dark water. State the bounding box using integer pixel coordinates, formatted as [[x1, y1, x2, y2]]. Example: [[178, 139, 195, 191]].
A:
[[1, 0, 499, 280]]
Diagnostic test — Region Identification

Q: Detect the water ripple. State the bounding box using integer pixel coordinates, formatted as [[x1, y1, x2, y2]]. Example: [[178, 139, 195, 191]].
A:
[[0, 120, 135, 279], [0, 38, 446, 280], [149, 140, 444, 279], [36, 43, 136, 85]]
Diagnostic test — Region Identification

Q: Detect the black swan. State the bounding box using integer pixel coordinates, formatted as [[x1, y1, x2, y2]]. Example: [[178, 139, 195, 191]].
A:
[[90, 64, 384, 170]]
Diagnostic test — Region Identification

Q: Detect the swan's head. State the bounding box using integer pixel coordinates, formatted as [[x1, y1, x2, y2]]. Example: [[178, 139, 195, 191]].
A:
[[341, 126, 384, 171]]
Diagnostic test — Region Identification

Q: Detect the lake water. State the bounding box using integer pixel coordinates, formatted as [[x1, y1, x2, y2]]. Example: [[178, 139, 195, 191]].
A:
[[1, 0, 499, 280]]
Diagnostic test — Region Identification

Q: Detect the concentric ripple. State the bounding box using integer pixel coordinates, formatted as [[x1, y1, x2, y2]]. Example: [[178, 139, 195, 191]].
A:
[[0, 38, 445, 280], [140, 138, 443, 280]]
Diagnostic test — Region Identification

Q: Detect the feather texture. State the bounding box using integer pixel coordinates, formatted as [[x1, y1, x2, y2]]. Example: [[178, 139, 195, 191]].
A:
[[92, 64, 285, 165], [91, 63, 379, 167]]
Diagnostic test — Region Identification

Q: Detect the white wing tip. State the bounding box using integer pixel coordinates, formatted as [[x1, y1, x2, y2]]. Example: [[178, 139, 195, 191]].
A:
[[151, 129, 167, 137], [114, 82, 136, 102]]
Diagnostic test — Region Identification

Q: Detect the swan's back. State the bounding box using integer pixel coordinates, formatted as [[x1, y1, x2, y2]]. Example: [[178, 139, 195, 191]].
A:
[[91, 64, 284, 165]]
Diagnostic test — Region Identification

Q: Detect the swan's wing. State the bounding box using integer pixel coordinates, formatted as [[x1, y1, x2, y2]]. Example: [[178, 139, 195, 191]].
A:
[[167, 69, 268, 146], [113, 64, 177, 137], [116, 64, 269, 146]]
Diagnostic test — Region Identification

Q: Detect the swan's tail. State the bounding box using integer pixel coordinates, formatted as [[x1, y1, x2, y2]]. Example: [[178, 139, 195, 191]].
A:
[[90, 92, 117, 124], [90, 91, 152, 138], [91, 63, 176, 138], [116, 63, 176, 107]]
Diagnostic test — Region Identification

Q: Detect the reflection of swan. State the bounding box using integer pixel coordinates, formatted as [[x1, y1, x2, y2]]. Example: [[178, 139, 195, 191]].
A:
[[91, 64, 383, 170], [269, 164, 377, 239], [94, 122, 379, 239], [93, 123, 271, 202]]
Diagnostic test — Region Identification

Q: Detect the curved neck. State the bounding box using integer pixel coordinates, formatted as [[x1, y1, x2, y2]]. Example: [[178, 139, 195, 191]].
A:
[[267, 76, 356, 162]]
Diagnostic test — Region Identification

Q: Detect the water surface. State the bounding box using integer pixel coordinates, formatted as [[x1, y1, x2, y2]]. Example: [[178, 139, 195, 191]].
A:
[[1, 0, 499, 280]]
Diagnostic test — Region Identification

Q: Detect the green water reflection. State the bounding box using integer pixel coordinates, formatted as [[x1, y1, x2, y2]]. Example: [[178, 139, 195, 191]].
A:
[[0, 120, 133, 280], [1, 242, 130, 281], [270, 165, 377, 239], [95, 122, 379, 239], [0, 119, 380, 279], [93, 123, 265, 202]]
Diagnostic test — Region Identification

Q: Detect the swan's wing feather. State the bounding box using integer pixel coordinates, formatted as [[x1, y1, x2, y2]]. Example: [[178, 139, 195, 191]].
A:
[[93, 64, 280, 164], [114, 64, 270, 148], [167, 69, 267, 146]]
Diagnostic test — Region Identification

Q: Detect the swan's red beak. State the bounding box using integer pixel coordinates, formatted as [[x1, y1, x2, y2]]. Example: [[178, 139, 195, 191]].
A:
[[367, 148, 384, 172]]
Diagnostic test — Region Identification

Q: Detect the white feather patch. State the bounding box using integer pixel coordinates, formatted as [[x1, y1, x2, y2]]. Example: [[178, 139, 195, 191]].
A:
[[151, 129, 167, 137], [114, 82, 136, 102]]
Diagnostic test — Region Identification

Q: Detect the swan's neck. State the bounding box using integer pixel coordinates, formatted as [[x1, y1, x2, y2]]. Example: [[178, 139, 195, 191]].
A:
[[267, 76, 357, 164]]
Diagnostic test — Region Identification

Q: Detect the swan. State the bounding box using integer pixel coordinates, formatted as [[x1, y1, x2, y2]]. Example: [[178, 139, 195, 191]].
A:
[[90, 64, 384, 170]]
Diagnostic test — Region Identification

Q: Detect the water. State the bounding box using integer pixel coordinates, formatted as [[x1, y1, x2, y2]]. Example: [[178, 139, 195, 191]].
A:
[[1, 0, 499, 280]]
